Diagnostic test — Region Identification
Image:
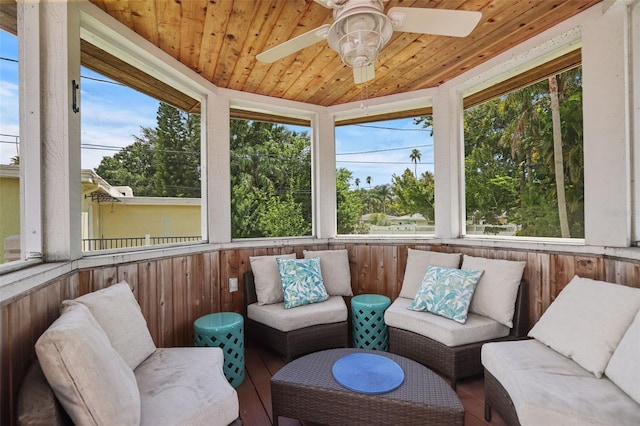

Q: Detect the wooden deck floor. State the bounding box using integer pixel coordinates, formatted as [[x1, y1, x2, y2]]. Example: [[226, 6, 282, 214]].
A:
[[237, 343, 508, 426]]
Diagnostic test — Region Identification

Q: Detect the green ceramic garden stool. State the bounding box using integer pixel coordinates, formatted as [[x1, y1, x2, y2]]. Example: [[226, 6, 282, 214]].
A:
[[351, 294, 391, 351], [194, 312, 245, 387]]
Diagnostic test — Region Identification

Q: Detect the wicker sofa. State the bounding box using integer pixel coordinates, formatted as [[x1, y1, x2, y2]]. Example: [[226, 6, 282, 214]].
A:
[[243, 250, 351, 361], [384, 250, 528, 388], [18, 282, 239, 426], [243, 270, 349, 361], [483, 276, 640, 425]]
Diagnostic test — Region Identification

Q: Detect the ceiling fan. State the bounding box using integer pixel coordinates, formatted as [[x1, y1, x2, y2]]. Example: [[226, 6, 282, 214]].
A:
[[256, 0, 482, 84]]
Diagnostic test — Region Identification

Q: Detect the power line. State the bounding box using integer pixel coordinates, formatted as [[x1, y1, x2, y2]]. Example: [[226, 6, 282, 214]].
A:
[[1, 56, 124, 86], [337, 143, 432, 156], [353, 124, 430, 131], [337, 160, 434, 165]]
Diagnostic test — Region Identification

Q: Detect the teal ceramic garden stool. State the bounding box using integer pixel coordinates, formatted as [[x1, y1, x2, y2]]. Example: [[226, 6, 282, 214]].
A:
[[351, 294, 391, 351], [194, 312, 245, 387]]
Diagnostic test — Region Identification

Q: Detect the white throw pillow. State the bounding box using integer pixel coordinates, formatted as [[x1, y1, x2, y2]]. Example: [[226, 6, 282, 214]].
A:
[[529, 276, 640, 378], [249, 253, 296, 305], [398, 249, 462, 299], [35, 304, 141, 426], [463, 255, 526, 327], [605, 310, 640, 403], [303, 249, 353, 296], [62, 281, 156, 369]]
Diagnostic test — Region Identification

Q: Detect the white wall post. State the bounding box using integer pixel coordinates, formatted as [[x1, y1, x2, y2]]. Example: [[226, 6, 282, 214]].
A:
[[433, 87, 464, 239], [40, 0, 82, 260], [314, 110, 337, 239], [582, 2, 633, 246], [18, 0, 43, 260], [206, 92, 231, 243]]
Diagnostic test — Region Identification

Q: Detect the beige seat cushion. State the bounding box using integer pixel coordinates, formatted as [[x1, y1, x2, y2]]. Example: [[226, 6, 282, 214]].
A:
[[605, 310, 640, 404], [528, 276, 640, 377], [250, 253, 297, 305], [384, 297, 509, 347], [303, 249, 353, 296], [136, 347, 238, 426], [482, 339, 640, 426], [462, 255, 526, 328], [35, 304, 141, 426], [399, 249, 462, 299], [62, 281, 156, 369], [247, 296, 347, 332]]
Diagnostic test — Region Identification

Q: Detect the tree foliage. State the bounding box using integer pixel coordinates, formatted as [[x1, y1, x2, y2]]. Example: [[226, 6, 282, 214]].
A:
[[95, 102, 200, 198], [463, 66, 584, 237], [229, 119, 312, 238]]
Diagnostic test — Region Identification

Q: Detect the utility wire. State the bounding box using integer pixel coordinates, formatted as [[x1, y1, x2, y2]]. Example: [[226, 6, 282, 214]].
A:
[[337, 143, 432, 156]]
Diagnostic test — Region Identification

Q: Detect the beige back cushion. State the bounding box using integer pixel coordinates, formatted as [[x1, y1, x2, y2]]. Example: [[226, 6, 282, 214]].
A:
[[606, 310, 640, 404], [463, 255, 526, 328], [529, 276, 640, 378], [398, 249, 462, 299], [249, 253, 297, 305], [62, 281, 156, 369], [303, 249, 353, 296], [35, 304, 140, 425]]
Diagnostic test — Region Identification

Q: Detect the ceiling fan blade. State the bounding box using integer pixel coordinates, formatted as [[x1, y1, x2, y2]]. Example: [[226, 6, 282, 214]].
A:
[[256, 24, 331, 64], [313, 0, 334, 9], [353, 64, 375, 84], [388, 7, 482, 37]]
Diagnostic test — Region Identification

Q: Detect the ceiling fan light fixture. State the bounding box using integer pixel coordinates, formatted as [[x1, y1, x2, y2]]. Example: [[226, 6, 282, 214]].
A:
[[327, 8, 392, 68]]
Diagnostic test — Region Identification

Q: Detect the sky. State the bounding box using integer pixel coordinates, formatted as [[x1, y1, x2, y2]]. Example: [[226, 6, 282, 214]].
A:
[[1, 30, 433, 187]]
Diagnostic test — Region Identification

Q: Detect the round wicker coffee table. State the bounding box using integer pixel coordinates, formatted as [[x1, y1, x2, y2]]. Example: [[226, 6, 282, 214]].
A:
[[271, 348, 464, 426]]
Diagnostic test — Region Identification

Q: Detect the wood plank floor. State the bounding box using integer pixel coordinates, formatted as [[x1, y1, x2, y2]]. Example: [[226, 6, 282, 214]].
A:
[[237, 343, 508, 426]]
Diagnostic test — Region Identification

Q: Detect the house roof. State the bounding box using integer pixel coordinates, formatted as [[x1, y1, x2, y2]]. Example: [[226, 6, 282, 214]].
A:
[[0, 0, 602, 110]]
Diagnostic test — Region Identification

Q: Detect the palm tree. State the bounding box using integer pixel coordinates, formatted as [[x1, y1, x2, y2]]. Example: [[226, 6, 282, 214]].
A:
[[366, 176, 372, 189], [409, 148, 421, 177], [374, 184, 392, 214], [355, 177, 360, 190], [549, 75, 570, 238]]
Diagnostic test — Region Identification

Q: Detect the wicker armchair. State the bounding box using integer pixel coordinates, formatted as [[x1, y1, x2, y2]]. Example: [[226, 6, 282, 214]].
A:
[[388, 280, 529, 388], [243, 271, 348, 362]]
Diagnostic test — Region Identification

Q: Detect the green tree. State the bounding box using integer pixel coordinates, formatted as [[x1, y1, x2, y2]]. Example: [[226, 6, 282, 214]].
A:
[[95, 103, 200, 198], [153, 103, 201, 197], [230, 119, 312, 238], [459, 66, 584, 238], [391, 169, 435, 221], [336, 168, 364, 234]]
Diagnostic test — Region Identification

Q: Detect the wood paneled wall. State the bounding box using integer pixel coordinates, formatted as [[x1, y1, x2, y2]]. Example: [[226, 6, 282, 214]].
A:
[[2, 242, 639, 425]]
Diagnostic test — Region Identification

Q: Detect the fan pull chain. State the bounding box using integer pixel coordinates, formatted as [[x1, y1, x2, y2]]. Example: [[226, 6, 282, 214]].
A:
[[359, 79, 369, 115]]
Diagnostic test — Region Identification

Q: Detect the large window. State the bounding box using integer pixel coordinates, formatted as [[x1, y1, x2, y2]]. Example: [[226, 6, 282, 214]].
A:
[[0, 29, 20, 264], [464, 66, 584, 238], [335, 117, 434, 235], [80, 65, 203, 252], [229, 119, 312, 239]]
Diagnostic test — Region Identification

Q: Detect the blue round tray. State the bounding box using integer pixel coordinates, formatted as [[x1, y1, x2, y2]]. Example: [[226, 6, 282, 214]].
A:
[[332, 353, 404, 394]]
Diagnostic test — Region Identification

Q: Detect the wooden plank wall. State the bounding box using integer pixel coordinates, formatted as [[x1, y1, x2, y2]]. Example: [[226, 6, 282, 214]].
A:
[[2, 242, 639, 425]]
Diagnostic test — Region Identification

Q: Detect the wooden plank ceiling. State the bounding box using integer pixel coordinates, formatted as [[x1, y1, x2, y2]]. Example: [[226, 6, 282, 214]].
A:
[[2, 0, 602, 109]]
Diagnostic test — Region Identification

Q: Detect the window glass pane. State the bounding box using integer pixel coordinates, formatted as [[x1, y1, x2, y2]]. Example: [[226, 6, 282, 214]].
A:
[[0, 29, 21, 264], [464, 66, 584, 238], [81, 66, 203, 252], [230, 119, 312, 238], [336, 117, 434, 235]]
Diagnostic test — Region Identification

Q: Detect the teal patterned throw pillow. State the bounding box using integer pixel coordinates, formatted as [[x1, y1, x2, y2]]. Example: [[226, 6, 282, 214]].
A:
[[408, 266, 483, 323], [277, 257, 329, 309]]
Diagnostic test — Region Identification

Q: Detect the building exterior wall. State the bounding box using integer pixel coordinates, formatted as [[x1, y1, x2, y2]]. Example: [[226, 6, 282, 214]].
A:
[[91, 202, 201, 239], [0, 176, 19, 262]]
